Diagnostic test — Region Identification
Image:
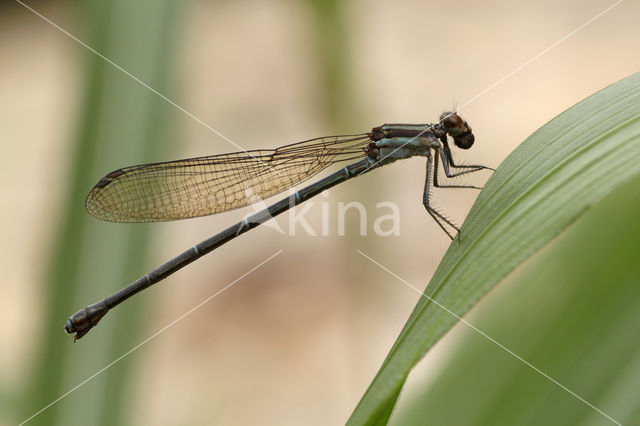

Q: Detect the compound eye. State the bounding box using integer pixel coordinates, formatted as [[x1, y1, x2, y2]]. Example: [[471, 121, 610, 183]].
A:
[[454, 132, 475, 149], [442, 114, 463, 131]]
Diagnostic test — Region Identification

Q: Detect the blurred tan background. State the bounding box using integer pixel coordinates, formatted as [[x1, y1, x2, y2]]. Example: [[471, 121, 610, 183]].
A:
[[1, 0, 639, 425]]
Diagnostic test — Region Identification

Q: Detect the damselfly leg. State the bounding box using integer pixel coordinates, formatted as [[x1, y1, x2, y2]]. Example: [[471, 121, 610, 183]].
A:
[[423, 140, 491, 240], [440, 137, 495, 177], [423, 151, 461, 241]]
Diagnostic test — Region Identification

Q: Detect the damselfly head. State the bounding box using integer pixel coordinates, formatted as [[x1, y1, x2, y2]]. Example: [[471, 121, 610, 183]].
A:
[[439, 111, 475, 150]]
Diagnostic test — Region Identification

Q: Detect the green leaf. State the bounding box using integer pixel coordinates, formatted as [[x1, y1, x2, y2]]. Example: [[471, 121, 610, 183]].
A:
[[21, 2, 182, 425], [391, 163, 640, 426], [348, 71, 640, 425]]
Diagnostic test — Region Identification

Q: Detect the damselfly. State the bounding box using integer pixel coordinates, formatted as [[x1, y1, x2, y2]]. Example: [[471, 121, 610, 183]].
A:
[[65, 112, 492, 340]]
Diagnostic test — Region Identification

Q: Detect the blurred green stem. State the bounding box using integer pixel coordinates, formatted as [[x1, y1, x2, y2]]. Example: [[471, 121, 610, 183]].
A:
[[306, 0, 354, 129], [23, 1, 182, 425]]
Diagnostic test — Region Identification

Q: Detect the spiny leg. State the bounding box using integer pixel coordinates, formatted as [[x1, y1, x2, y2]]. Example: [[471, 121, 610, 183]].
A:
[[423, 151, 459, 241], [434, 149, 483, 190], [441, 138, 494, 177]]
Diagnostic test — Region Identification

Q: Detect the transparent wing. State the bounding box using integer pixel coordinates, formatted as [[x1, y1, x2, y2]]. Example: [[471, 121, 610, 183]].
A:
[[86, 134, 372, 222]]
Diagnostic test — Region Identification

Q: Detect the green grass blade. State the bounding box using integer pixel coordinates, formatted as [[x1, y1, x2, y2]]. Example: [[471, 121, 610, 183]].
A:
[[22, 1, 181, 425], [391, 170, 640, 426], [347, 71, 640, 425]]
